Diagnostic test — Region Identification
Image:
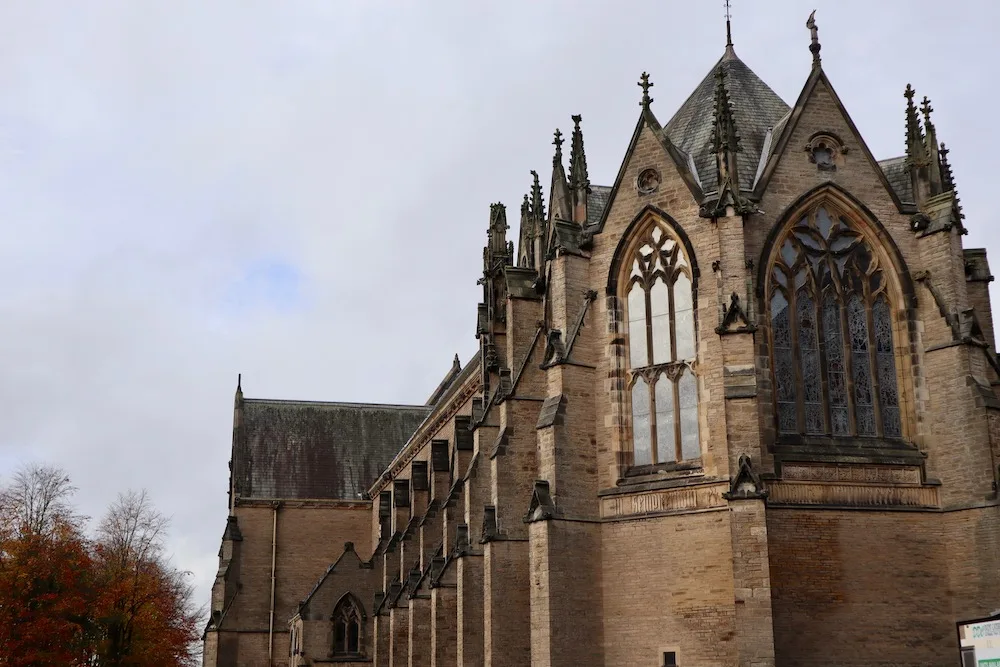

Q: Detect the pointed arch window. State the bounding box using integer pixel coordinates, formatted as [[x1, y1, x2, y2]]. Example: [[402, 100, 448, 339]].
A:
[[767, 204, 902, 440], [624, 223, 699, 466], [332, 594, 364, 657]]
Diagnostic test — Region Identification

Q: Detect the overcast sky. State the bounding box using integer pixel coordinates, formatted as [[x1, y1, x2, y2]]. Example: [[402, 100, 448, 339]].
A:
[[1, 0, 995, 624]]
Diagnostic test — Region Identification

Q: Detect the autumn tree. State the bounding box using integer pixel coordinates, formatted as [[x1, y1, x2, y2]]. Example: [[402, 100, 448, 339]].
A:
[[0, 464, 94, 666], [91, 490, 200, 667]]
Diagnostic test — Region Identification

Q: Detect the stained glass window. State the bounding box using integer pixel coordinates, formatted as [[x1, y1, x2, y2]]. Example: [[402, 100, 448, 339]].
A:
[[768, 205, 902, 439], [624, 222, 700, 465], [332, 595, 364, 656]]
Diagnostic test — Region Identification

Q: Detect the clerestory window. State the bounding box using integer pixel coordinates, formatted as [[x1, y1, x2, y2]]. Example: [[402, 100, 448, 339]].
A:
[[332, 594, 364, 657], [624, 223, 700, 466], [767, 204, 902, 440]]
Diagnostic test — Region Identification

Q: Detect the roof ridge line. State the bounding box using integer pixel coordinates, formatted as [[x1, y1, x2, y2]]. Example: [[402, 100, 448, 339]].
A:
[[243, 397, 431, 410]]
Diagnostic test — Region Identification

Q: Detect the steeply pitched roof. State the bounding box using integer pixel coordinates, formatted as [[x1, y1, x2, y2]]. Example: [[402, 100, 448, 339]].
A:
[[586, 185, 612, 228], [878, 156, 915, 205], [664, 48, 790, 193], [233, 399, 431, 500]]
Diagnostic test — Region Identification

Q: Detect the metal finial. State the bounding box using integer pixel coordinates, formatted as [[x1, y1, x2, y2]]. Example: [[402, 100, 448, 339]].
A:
[[725, 0, 733, 48], [806, 10, 821, 67], [638, 72, 653, 107]]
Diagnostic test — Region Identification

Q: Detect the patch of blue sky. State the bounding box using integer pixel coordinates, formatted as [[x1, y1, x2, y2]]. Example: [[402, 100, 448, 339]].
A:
[[221, 257, 308, 316]]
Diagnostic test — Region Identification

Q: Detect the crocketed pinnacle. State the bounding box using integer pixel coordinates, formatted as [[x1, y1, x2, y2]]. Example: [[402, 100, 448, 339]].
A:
[[710, 66, 740, 156], [552, 129, 564, 168], [487, 202, 509, 260], [939, 143, 965, 220], [530, 169, 545, 221], [904, 85, 928, 167], [940, 143, 955, 192], [920, 95, 937, 139], [569, 115, 590, 190]]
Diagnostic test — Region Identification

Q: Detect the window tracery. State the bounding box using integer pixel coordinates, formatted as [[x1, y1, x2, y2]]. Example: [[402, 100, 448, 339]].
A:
[[624, 223, 699, 466], [332, 594, 363, 657], [767, 204, 902, 440]]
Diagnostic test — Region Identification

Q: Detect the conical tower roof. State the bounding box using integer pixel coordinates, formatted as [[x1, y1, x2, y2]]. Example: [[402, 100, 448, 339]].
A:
[[664, 49, 790, 193]]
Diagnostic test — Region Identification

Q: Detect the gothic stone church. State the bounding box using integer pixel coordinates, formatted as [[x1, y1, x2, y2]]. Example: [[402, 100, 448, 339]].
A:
[[203, 15, 1000, 667]]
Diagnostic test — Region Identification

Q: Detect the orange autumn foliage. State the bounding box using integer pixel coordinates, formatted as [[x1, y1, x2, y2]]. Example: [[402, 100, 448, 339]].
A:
[[0, 523, 94, 666], [0, 467, 200, 666]]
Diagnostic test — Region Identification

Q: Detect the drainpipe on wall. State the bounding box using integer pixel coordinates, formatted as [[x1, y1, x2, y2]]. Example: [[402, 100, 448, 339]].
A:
[[268, 501, 279, 666]]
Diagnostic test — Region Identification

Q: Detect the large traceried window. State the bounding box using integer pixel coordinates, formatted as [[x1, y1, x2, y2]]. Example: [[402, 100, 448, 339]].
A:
[[625, 223, 699, 466], [768, 204, 902, 440], [332, 594, 363, 657]]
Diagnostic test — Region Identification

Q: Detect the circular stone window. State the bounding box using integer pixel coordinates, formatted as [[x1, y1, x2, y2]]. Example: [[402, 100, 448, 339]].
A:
[[637, 168, 660, 195]]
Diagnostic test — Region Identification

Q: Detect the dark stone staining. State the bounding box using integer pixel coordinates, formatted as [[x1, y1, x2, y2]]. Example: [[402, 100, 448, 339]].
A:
[[431, 440, 450, 472], [233, 399, 431, 501], [454, 416, 474, 451], [411, 461, 429, 492], [393, 479, 411, 508]]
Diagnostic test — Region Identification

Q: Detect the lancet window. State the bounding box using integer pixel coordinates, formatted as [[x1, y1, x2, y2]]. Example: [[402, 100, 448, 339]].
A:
[[768, 204, 902, 440], [332, 595, 363, 657], [624, 223, 699, 466]]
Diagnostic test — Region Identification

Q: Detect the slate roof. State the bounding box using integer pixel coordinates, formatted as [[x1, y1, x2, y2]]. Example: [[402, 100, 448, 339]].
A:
[[233, 399, 431, 500], [586, 185, 613, 228], [878, 156, 915, 205], [664, 47, 791, 194]]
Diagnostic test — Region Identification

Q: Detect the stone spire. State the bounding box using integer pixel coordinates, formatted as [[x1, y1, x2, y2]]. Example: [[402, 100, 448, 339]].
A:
[[569, 115, 590, 224], [549, 128, 572, 223], [700, 64, 755, 219], [938, 143, 964, 221], [806, 10, 821, 68], [530, 170, 547, 273], [485, 202, 510, 269], [904, 84, 932, 205], [921, 96, 944, 195], [904, 85, 928, 167], [711, 65, 741, 192], [518, 193, 533, 269], [940, 143, 956, 192]]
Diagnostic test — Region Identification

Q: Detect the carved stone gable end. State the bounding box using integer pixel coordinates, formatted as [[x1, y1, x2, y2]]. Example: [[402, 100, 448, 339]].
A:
[[723, 455, 767, 500]]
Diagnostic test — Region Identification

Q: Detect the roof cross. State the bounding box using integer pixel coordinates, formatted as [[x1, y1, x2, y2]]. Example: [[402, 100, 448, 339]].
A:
[[638, 72, 653, 107]]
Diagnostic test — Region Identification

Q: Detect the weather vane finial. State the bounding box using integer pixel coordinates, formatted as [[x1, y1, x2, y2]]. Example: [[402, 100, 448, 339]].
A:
[[724, 0, 733, 48], [806, 10, 821, 68], [638, 72, 653, 107]]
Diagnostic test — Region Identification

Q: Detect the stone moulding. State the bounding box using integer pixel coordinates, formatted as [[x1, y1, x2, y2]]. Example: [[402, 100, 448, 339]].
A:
[[767, 481, 939, 508], [599, 482, 728, 520]]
